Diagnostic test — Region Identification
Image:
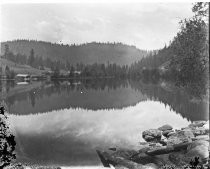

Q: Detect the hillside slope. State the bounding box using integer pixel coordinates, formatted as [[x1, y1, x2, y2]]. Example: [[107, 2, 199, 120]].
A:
[[0, 58, 46, 75], [1, 40, 147, 66]]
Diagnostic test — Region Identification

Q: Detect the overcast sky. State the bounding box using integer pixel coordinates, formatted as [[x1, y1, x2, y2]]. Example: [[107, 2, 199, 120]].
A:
[[0, 3, 194, 50]]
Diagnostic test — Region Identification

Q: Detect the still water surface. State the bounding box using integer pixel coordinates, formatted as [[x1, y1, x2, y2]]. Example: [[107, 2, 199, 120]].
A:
[[0, 79, 208, 166]]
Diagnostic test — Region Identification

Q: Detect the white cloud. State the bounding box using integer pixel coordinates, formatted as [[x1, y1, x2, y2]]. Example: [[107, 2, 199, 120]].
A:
[[1, 3, 194, 49]]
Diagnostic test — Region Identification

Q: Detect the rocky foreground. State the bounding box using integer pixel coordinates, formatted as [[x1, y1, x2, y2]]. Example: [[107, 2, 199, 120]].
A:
[[96, 121, 209, 169]]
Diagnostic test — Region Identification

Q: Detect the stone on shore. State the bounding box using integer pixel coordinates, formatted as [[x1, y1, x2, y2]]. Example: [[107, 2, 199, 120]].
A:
[[162, 130, 174, 138], [188, 121, 207, 128], [192, 135, 209, 141], [142, 129, 162, 142], [185, 140, 209, 163], [192, 127, 209, 136], [158, 124, 173, 131], [166, 134, 191, 146], [97, 121, 209, 169], [145, 146, 174, 156]]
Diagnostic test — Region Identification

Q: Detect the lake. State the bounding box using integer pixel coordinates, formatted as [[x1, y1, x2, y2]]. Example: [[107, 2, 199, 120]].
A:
[[0, 79, 208, 167]]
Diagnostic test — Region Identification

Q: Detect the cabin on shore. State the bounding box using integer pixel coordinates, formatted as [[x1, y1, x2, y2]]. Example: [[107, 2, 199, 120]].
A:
[[16, 74, 31, 82]]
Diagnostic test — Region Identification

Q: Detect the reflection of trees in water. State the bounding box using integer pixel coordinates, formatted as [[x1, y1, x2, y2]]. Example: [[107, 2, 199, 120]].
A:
[[2, 79, 130, 108], [129, 79, 208, 122], [29, 91, 35, 107], [1, 79, 208, 121]]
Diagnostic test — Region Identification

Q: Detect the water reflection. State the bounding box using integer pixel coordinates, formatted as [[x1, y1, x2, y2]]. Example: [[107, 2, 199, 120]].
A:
[[0, 79, 208, 121], [1, 79, 208, 166], [9, 101, 190, 166]]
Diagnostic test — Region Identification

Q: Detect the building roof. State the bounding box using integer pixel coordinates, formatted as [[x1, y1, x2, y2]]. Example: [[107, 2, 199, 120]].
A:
[[16, 74, 30, 77]]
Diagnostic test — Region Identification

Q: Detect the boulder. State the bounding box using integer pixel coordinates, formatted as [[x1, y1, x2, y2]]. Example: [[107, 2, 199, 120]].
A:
[[181, 129, 195, 139], [132, 152, 165, 166], [96, 149, 152, 169], [192, 127, 209, 136], [159, 139, 167, 146], [188, 121, 207, 128], [167, 132, 177, 137], [144, 135, 156, 142], [142, 129, 162, 142], [192, 135, 209, 141], [158, 125, 173, 131], [185, 140, 209, 163], [203, 121, 209, 130], [162, 130, 174, 137], [166, 131, 192, 146], [168, 152, 188, 166], [145, 142, 190, 156], [145, 146, 174, 156], [112, 149, 138, 160], [148, 143, 162, 147], [139, 142, 149, 146]]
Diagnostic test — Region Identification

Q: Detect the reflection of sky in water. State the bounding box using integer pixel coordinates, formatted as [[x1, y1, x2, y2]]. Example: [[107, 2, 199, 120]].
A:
[[8, 101, 190, 166]]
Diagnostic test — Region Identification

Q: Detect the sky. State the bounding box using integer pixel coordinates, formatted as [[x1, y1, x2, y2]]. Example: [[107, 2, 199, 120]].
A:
[[0, 3, 194, 50]]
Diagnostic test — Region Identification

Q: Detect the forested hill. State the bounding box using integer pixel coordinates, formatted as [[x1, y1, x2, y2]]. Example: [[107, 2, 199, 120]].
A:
[[0, 40, 147, 66]]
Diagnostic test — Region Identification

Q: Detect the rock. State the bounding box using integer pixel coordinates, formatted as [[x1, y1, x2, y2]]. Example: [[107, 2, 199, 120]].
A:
[[187, 140, 209, 150], [142, 129, 162, 142], [203, 121, 209, 130], [158, 125, 173, 131], [168, 152, 188, 166], [112, 149, 138, 160], [167, 131, 192, 146], [96, 150, 111, 167], [139, 142, 149, 146], [167, 132, 177, 137], [172, 142, 191, 151], [144, 163, 159, 169], [181, 126, 192, 130], [109, 147, 117, 151], [188, 121, 207, 128], [185, 140, 209, 163], [162, 130, 174, 137], [192, 135, 209, 141], [145, 146, 174, 156], [145, 141, 190, 156], [148, 143, 162, 147], [96, 150, 148, 169], [132, 152, 165, 166], [144, 135, 156, 142], [181, 129, 195, 139], [110, 156, 145, 169], [137, 147, 151, 155], [192, 127, 209, 136], [115, 165, 129, 169], [158, 139, 167, 146]]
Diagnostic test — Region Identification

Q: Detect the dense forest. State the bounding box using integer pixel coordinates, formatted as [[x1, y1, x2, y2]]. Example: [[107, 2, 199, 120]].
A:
[[0, 40, 148, 66]]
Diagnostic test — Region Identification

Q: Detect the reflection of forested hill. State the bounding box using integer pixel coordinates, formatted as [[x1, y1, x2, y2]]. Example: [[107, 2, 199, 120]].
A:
[[2, 79, 148, 114], [1, 79, 208, 121], [129, 80, 208, 121]]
